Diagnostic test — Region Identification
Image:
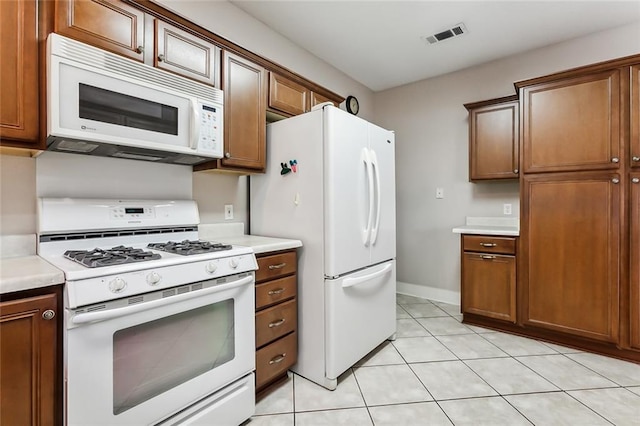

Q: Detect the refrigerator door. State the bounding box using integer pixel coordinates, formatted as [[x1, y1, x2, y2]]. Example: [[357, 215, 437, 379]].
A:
[[368, 125, 396, 265], [325, 260, 396, 380], [324, 107, 373, 278]]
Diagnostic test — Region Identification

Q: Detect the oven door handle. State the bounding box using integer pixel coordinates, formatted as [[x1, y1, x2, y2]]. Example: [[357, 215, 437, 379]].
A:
[[72, 275, 254, 325]]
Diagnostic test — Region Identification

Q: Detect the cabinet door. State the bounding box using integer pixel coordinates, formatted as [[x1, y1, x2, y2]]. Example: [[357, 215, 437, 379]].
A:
[[309, 91, 339, 109], [521, 173, 621, 342], [0, 0, 40, 145], [462, 253, 516, 322], [467, 99, 519, 180], [521, 70, 621, 173], [219, 51, 267, 171], [268, 72, 308, 116], [155, 20, 219, 86], [55, 0, 145, 61], [1, 292, 58, 426], [632, 65, 640, 170], [631, 173, 640, 349]]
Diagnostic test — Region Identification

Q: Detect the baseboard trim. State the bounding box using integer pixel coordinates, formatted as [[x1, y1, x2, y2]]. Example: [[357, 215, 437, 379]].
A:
[[397, 281, 460, 306]]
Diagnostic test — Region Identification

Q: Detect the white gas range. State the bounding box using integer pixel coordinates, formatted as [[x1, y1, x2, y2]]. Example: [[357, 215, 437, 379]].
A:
[[37, 198, 257, 426]]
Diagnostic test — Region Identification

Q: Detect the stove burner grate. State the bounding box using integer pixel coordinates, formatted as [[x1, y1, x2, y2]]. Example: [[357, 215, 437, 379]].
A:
[[147, 240, 233, 256], [64, 245, 162, 268]]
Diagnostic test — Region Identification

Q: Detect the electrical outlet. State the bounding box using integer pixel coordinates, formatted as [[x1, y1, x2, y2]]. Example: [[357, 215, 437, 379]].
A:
[[503, 203, 512, 215], [224, 204, 234, 220], [436, 187, 444, 199]]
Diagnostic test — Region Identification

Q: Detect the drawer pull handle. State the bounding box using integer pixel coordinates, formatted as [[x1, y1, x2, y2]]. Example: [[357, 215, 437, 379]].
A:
[[269, 353, 287, 365], [480, 243, 497, 247], [268, 318, 286, 328], [481, 255, 497, 260], [268, 288, 285, 295], [268, 263, 287, 270]]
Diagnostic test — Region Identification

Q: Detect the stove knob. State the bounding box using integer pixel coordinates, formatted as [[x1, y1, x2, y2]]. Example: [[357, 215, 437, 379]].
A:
[[205, 261, 218, 274], [229, 258, 239, 269], [146, 271, 162, 286], [109, 277, 127, 293]]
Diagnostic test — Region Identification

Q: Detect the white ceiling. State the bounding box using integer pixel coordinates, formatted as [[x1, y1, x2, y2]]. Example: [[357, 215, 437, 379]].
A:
[[230, 1, 640, 91]]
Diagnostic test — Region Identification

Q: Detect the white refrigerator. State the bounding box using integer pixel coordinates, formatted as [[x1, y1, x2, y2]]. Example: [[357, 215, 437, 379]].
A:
[[250, 105, 396, 390]]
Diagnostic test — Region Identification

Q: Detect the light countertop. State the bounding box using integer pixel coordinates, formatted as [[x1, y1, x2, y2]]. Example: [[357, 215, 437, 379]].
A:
[[0, 235, 65, 295], [452, 217, 519, 236], [198, 223, 302, 254]]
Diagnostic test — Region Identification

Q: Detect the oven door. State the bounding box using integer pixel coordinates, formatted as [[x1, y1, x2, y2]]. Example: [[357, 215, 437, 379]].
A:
[[65, 273, 255, 426]]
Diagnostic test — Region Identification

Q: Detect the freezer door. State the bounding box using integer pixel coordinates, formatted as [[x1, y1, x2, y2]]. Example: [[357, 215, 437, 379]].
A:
[[325, 261, 396, 380], [368, 125, 396, 264], [324, 107, 372, 277]]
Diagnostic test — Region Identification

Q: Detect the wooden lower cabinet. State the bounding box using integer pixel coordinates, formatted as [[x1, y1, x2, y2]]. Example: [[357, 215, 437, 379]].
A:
[[254, 250, 298, 393], [0, 287, 60, 426], [461, 235, 516, 323], [631, 173, 640, 349], [522, 172, 620, 343]]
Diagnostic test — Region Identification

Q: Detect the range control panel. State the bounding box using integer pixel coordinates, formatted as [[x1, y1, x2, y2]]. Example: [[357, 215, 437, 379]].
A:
[[109, 206, 155, 220]]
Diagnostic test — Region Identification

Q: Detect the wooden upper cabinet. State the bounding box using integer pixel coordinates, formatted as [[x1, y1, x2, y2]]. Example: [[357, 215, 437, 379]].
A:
[[1, 291, 59, 426], [269, 72, 308, 116], [519, 70, 621, 173], [631, 173, 640, 349], [0, 0, 41, 146], [310, 91, 339, 109], [55, 0, 145, 61], [197, 50, 267, 172], [154, 20, 219, 86], [631, 64, 640, 170], [465, 96, 519, 181], [521, 172, 621, 342]]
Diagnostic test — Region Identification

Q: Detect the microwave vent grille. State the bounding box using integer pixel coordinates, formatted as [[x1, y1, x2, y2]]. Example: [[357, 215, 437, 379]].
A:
[[51, 34, 223, 104]]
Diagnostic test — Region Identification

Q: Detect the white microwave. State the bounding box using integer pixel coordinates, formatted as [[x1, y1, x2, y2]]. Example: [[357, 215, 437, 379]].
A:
[[46, 33, 223, 165]]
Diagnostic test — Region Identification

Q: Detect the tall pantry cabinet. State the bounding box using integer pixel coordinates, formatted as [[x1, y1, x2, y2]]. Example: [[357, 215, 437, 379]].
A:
[[516, 56, 639, 354]]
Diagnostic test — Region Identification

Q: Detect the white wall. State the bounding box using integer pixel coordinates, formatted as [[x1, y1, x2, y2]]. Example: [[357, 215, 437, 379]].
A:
[[374, 22, 640, 304]]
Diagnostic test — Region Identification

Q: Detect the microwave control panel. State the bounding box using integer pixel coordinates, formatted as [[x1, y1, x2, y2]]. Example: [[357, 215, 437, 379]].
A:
[[196, 102, 223, 157]]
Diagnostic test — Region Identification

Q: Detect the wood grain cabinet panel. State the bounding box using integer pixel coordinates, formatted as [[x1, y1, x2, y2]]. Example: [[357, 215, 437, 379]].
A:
[[462, 235, 516, 255], [0, 291, 59, 426], [309, 91, 339, 109], [0, 0, 40, 145], [631, 173, 640, 349], [521, 173, 620, 342], [465, 96, 519, 180], [462, 252, 516, 323], [520, 70, 621, 173], [55, 0, 145, 61], [255, 331, 297, 390], [632, 65, 640, 170], [255, 298, 297, 348], [197, 50, 266, 172], [155, 20, 219, 86], [256, 251, 297, 283], [256, 275, 296, 310], [269, 72, 308, 116]]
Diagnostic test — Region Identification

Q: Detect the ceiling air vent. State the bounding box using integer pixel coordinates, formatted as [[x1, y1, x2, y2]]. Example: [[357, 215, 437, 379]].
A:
[[423, 23, 468, 45]]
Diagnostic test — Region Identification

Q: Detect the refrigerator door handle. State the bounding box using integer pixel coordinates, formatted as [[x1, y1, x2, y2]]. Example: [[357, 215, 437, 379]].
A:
[[362, 148, 374, 246], [369, 149, 381, 245], [341, 263, 392, 288]]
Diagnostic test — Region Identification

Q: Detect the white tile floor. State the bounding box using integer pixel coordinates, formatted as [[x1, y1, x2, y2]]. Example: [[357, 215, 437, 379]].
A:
[[245, 294, 640, 425]]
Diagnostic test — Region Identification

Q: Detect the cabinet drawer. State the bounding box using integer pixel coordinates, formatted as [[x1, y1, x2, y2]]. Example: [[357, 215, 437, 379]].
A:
[[255, 299, 297, 348], [256, 275, 297, 310], [462, 235, 516, 255], [256, 331, 297, 390], [256, 251, 297, 283]]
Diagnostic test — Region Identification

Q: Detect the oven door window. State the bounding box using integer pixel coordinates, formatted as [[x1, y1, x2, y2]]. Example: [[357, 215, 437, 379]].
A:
[[113, 299, 234, 415]]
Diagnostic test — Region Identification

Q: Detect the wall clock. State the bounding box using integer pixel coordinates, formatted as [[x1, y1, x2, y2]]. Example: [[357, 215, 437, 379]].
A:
[[345, 95, 359, 115]]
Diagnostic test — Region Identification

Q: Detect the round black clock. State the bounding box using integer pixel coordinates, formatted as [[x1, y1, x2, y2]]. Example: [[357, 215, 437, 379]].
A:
[[345, 95, 360, 115]]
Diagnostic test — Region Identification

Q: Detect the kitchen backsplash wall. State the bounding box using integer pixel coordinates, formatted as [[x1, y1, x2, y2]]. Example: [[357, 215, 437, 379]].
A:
[[0, 151, 248, 235], [36, 152, 192, 199], [0, 154, 37, 235]]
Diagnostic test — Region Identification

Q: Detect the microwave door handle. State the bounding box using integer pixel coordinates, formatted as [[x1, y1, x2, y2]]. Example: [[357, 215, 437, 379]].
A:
[[190, 99, 199, 150], [72, 275, 253, 325]]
